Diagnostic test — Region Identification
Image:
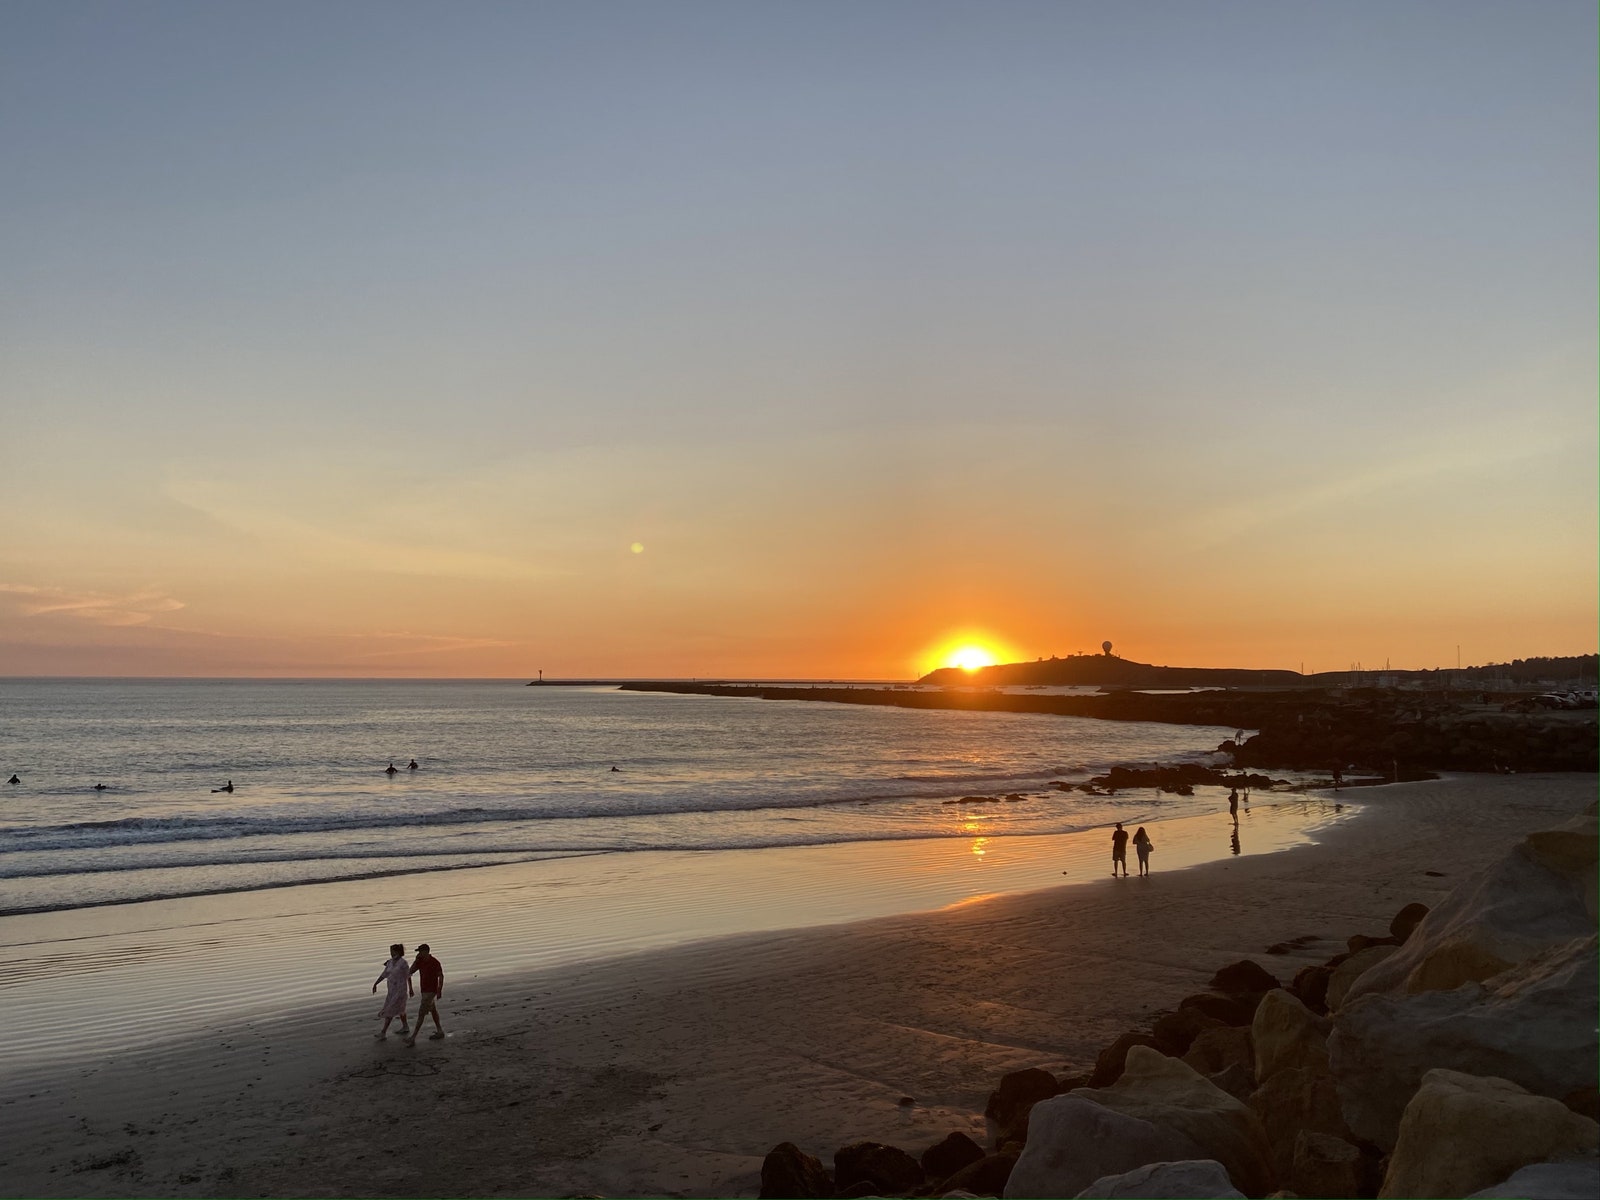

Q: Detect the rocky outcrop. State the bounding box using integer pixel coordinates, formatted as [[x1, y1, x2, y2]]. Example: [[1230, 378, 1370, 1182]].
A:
[[1089, 1034, 1163, 1088], [1466, 1159, 1600, 1199], [1151, 1007, 1224, 1057], [1377, 1069, 1600, 1198], [1182, 1026, 1254, 1082], [941, 1152, 1018, 1197], [1210, 961, 1280, 996], [1325, 945, 1398, 1011], [1178, 992, 1260, 1027], [1247, 1067, 1352, 1186], [986, 1067, 1062, 1146], [1345, 806, 1597, 1002], [923, 1132, 986, 1184], [1290, 1131, 1362, 1199], [760, 1142, 833, 1199], [1252, 990, 1330, 1085], [1069, 1047, 1275, 1197], [834, 1141, 924, 1195], [1004, 1096, 1203, 1199], [1072, 1159, 1244, 1198]]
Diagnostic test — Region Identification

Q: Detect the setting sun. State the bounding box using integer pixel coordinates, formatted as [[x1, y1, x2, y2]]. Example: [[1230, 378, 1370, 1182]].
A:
[[916, 633, 1019, 677], [948, 645, 998, 672]]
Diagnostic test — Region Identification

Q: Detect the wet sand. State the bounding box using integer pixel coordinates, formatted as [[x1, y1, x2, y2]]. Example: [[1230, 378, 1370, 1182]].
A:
[[0, 773, 1589, 1198]]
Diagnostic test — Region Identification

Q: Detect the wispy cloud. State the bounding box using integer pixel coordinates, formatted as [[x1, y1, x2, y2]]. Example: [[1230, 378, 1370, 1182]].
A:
[[0, 584, 186, 627]]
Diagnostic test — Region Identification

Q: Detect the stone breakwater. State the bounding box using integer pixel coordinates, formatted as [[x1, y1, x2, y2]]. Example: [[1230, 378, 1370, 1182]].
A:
[[756, 804, 1599, 1200], [619, 683, 1598, 776]]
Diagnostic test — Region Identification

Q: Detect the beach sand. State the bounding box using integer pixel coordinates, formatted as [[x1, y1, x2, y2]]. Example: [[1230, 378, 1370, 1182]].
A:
[[0, 773, 1589, 1198]]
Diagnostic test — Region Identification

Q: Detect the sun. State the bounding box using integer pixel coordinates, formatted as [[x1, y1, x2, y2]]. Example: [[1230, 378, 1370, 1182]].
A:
[[947, 645, 999, 672], [916, 633, 1016, 677]]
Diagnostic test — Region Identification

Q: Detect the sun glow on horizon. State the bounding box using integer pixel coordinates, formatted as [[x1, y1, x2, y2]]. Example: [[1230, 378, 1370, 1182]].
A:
[[917, 634, 1018, 677]]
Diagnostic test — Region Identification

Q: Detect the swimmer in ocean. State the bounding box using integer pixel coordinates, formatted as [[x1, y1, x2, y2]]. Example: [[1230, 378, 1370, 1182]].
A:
[[385, 762, 399, 775], [212, 780, 234, 793], [407, 759, 418, 770]]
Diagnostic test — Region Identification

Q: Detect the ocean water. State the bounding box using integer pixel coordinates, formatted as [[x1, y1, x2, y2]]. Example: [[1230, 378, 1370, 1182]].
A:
[[0, 679, 1245, 916]]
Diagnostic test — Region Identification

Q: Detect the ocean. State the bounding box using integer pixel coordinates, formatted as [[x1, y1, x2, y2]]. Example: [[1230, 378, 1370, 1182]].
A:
[[0, 679, 1244, 917]]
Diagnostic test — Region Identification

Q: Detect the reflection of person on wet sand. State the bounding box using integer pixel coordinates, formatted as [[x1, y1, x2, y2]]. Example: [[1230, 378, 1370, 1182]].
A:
[[1110, 822, 1130, 877], [1131, 825, 1153, 875], [372, 943, 412, 1040], [1231, 827, 1241, 856]]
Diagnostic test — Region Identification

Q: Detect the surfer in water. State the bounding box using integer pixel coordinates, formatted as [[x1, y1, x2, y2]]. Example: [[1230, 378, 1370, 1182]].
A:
[[407, 759, 418, 770], [6, 774, 18, 785], [94, 783, 108, 791], [385, 762, 399, 776], [212, 780, 234, 793]]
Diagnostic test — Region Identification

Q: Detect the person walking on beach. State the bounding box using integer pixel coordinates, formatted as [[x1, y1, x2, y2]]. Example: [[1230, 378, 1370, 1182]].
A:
[[1131, 826, 1153, 876], [372, 943, 412, 1040], [405, 943, 446, 1045], [1228, 787, 1239, 820], [1111, 822, 1130, 877]]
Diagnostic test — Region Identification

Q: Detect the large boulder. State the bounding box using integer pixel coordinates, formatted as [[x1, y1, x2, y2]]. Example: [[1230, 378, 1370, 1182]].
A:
[[834, 1141, 924, 1195], [1388, 902, 1429, 942], [1252, 990, 1330, 1085], [1072, 1159, 1244, 1198], [760, 1142, 833, 1199], [985, 1068, 1062, 1146], [1004, 1097, 1203, 1199], [1345, 806, 1597, 1003], [1247, 1067, 1352, 1186], [1069, 1047, 1275, 1197], [1152, 1007, 1225, 1057], [1466, 1159, 1600, 1199], [1089, 1033, 1163, 1088], [1290, 1132, 1362, 1200], [1378, 1070, 1600, 1199], [922, 1132, 986, 1185], [1210, 961, 1280, 996], [1325, 944, 1398, 1011], [1329, 934, 1599, 1149], [941, 1152, 1017, 1197], [1289, 964, 1333, 1014], [1182, 1026, 1254, 1081], [1179, 992, 1260, 1027]]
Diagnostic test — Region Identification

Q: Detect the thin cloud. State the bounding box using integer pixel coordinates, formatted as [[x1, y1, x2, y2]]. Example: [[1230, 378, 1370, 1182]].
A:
[[0, 584, 186, 627]]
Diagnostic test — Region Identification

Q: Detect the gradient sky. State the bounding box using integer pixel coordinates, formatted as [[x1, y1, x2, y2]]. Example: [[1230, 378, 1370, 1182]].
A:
[[3, 1, 1595, 678]]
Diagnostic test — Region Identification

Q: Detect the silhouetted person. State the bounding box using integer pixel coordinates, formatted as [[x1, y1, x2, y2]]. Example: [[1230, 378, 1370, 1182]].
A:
[[1231, 827, 1241, 856], [385, 762, 399, 776], [610, 765, 620, 772], [93, 783, 108, 791], [212, 780, 233, 793], [1228, 788, 1239, 820], [1111, 822, 1130, 877], [1332, 767, 1343, 790], [407, 759, 418, 770], [1131, 826, 1153, 875], [372, 943, 412, 1040], [405, 943, 446, 1045], [6, 774, 18, 785]]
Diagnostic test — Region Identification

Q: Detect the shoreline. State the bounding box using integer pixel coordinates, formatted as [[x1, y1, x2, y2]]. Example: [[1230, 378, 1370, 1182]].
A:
[[0, 773, 1590, 1198]]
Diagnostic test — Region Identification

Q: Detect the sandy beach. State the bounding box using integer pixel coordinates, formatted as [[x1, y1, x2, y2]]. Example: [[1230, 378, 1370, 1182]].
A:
[[0, 772, 1590, 1198]]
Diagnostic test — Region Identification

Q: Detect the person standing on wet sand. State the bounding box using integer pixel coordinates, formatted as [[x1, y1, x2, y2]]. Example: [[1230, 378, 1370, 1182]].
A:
[[372, 943, 412, 1040], [1131, 825, 1153, 875], [405, 943, 446, 1045], [1111, 822, 1130, 877], [1228, 788, 1239, 820]]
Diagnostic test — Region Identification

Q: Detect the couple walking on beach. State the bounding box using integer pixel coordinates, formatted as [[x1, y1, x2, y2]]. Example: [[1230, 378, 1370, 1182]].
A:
[[373, 942, 446, 1045], [1111, 822, 1153, 877]]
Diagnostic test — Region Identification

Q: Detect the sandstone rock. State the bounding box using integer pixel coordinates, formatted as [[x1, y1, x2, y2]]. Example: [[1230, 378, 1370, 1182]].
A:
[[1247, 1067, 1352, 1186], [1089, 1033, 1163, 1088], [1378, 1069, 1600, 1199], [1325, 945, 1398, 1011], [1345, 807, 1597, 1003], [922, 1133, 985, 1184], [1179, 992, 1260, 1027], [834, 1141, 923, 1196], [1290, 1132, 1360, 1199], [941, 1152, 1016, 1197], [760, 1142, 833, 1199], [1152, 1007, 1225, 1057], [985, 1068, 1061, 1146], [1072, 1159, 1244, 1198], [1329, 934, 1599, 1149], [1288, 965, 1332, 1015], [1466, 1159, 1600, 1199], [1182, 1026, 1254, 1081], [1071, 1047, 1275, 1197], [1388, 903, 1429, 943], [1252, 990, 1331, 1085], [1211, 960, 1280, 995], [1004, 1097, 1202, 1199]]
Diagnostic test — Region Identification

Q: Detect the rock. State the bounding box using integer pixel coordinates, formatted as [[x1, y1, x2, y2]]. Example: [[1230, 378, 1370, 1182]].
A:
[[1563, 1086, 1600, 1121], [1329, 934, 1599, 1149], [1288, 965, 1332, 1015], [1003, 1097, 1203, 1199], [1070, 1047, 1275, 1197], [1089, 1033, 1163, 1088], [985, 1068, 1062, 1146], [1210, 960, 1280, 995], [1388, 903, 1429, 943], [1205, 1063, 1257, 1104], [1247, 1067, 1352, 1186], [942, 1153, 1016, 1197], [1252, 990, 1331, 1085], [1345, 933, 1400, 954], [1072, 1159, 1245, 1198], [1378, 1069, 1600, 1199], [922, 1133, 986, 1185], [938, 1191, 983, 1200], [1344, 807, 1597, 1003], [1290, 1132, 1361, 1200], [1466, 1159, 1600, 1199], [1152, 1008, 1225, 1057], [761, 1142, 833, 1199], [834, 1142, 924, 1196], [1182, 1026, 1254, 1082], [1325, 945, 1398, 1011], [1179, 992, 1260, 1027]]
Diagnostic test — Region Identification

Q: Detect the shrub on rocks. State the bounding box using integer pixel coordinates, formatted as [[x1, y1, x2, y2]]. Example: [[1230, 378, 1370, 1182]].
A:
[[921, 1132, 985, 1184], [761, 1142, 833, 1199], [1071, 1158, 1244, 1198], [985, 1067, 1062, 1146], [1377, 1069, 1600, 1199], [834, 1141, 924, 1196]]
